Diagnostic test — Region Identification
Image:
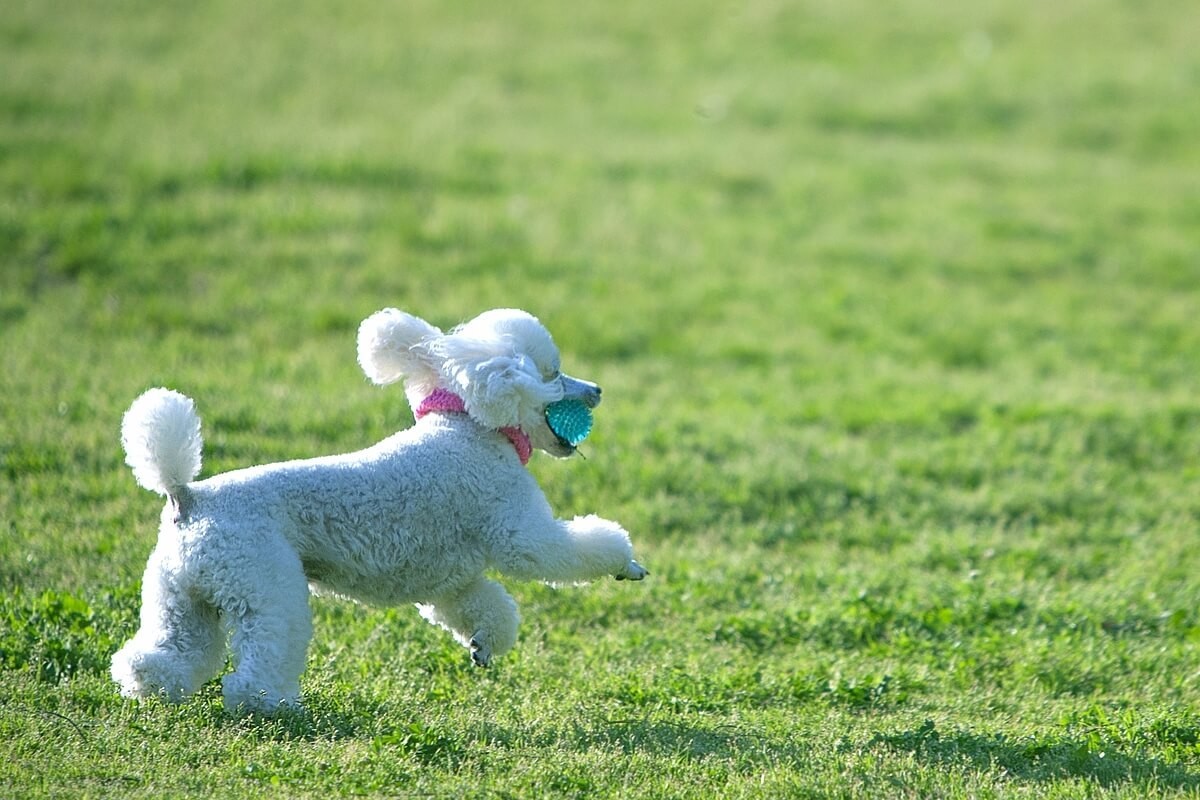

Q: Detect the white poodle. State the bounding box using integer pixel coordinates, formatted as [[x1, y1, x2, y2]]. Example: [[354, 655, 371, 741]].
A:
[[111, 308, 647, 713]]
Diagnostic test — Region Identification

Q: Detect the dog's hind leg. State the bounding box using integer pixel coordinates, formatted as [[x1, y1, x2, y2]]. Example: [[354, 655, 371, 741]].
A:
[[490, 513, 647, 586], [418, 577, 520, 667], [111, 547, 227, 703], [217, 546, 313, 714]]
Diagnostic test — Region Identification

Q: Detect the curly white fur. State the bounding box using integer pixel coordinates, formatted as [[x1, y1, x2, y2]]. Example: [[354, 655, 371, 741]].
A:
[[111, 308, 647, 714], [120, 388, 203, 496]]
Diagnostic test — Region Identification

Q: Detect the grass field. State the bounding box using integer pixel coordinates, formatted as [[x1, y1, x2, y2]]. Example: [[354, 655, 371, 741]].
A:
[[3, 0, 1200, 796]]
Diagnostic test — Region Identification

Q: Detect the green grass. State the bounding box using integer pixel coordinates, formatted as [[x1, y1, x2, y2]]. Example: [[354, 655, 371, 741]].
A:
[[3, 0, 1200, 796]]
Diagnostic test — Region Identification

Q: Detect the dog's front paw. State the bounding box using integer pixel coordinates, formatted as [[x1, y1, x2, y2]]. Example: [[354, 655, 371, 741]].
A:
[[469, 634, 492, 668], [614, 560, 648, 581]]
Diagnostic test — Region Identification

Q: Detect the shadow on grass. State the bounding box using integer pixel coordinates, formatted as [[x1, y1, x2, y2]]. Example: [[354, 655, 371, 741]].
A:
[[222, 699, 803, 770], [873, 720, 1200, 791], [217, 692, 476, 768], [574, 716, 804, 766], [208, 690, 382, 743]]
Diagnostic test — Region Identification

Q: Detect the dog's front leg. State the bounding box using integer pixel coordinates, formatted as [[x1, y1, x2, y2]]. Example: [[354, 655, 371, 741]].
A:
[[491, 513, 647, 586], [418, 577, 520, 667]]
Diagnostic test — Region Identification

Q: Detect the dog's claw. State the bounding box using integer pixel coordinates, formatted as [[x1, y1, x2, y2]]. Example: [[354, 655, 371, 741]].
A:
[[615, 560, 648, 581]]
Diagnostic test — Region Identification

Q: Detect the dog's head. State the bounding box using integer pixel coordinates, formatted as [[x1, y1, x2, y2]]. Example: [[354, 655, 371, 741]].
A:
[[357, 308, 600, 457]]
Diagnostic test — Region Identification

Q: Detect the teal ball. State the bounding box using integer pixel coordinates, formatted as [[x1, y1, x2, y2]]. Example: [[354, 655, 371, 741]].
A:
[[545, 399, 593, 447]]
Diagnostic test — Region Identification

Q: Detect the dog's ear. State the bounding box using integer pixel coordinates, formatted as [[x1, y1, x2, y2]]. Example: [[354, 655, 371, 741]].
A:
[[429, 337, 562, 430], [357, 309, 443, 399]]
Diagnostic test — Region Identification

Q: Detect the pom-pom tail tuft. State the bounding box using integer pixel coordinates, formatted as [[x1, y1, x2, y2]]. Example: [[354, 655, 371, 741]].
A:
[[121, 388, 203, 496]]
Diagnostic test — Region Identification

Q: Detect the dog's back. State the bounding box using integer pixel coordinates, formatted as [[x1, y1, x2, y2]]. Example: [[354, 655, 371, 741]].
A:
[[172, 414, 537, 605]]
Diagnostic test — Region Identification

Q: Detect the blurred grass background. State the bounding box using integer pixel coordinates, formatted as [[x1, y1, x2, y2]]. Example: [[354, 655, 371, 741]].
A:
[[3, 0, 1200, 796]]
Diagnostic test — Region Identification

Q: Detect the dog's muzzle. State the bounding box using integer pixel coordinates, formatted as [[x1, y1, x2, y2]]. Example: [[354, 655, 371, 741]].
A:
[[560, 374, 601, 408], [545, 374, 601, 451]]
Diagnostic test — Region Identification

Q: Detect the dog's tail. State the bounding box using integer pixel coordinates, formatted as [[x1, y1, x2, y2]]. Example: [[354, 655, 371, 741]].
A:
[[121, 388, 203, 498]]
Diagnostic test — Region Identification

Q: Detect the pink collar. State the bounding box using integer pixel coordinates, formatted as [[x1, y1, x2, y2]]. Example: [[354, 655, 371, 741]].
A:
[[415, 388, 532, 466]]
